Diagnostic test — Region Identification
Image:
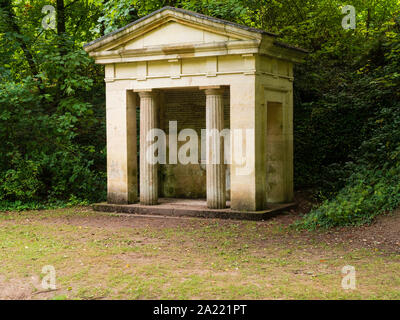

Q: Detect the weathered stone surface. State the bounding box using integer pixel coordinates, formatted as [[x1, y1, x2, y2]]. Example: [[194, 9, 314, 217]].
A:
[[138, 90, 159, 205], [93, 198, 297, 221], [204, 88, 226, 209], [159, 89, 231, 199], [106, 89, 137, 204]]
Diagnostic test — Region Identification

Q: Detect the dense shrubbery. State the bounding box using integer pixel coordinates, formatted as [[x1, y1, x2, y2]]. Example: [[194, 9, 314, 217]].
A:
[[1, 0, 399, 226], [0, 1, 106, 209], [0, 74, 106, 210], [295, 22, 400, 228]]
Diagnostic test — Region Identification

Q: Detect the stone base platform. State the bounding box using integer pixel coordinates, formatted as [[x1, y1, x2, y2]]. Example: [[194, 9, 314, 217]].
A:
[[93, 198, 296, 221]]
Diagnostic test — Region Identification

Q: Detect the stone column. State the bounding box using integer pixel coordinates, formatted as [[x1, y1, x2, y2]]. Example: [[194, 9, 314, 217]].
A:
[[204, 88, 226, 209], [138, 90, 158, 205]]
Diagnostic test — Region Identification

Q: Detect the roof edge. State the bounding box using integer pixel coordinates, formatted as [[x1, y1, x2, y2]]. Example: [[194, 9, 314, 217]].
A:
[[83, 6, 277, 50], [273, 41, 309, 54]]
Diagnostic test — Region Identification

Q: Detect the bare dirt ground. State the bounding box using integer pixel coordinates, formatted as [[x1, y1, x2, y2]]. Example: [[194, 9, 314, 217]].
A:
[[0, 193, 399, 299], [36, 203, 400, 253]]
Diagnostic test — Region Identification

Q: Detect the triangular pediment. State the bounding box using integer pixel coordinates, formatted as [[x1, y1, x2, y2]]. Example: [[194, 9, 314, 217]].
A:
[[112, 20, 239, 51], [84, 6, 307, 64], [84, 7, 271, 53]]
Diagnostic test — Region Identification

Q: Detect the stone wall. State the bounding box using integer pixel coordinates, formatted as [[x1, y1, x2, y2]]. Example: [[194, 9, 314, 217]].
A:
[[158, 88, 230, 199]]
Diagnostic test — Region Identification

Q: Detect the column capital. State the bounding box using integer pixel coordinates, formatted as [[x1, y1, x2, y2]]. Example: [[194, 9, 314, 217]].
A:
[[200, 86, 224, 96], [134, 89, 159, 98]]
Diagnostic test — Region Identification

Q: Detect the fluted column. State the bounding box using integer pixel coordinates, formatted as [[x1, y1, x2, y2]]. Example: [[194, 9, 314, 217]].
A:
[[204, 88, 226, 209], [138, 90, 158, 205]]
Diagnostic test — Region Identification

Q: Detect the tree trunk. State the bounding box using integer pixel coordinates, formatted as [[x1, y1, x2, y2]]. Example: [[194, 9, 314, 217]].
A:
[[366, 8, 371, 38], [56, 0, 66, 35], [1, 0, 42, 92]]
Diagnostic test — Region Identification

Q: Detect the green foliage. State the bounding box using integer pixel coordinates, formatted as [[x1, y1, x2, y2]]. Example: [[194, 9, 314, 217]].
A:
[[0, 0, 106, 209], [296, 24, 400, 228], [297, 162, 400, 229]]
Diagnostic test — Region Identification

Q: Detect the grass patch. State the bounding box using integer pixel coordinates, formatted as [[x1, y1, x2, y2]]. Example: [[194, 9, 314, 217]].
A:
[[0, 208, 399, 299]]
